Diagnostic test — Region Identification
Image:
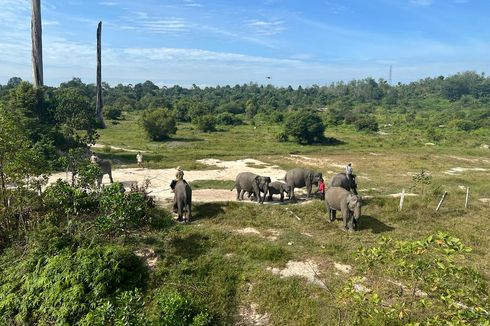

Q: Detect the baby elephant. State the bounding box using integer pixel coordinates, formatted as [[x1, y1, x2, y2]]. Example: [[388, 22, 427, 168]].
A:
[[267, 181, 291, 202], [174, 180, 192, 223], [324, 187, 362, 232]]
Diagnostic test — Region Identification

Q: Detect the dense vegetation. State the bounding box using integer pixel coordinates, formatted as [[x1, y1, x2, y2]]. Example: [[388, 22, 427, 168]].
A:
[[0, 72, 489, 324]]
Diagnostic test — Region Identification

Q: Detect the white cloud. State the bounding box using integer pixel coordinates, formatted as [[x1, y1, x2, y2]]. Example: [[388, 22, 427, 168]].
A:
[[245, 19, 285, 35], [183, 0, 202, 7], [410, 0, 433, 6], [99, 1, 120, 6]]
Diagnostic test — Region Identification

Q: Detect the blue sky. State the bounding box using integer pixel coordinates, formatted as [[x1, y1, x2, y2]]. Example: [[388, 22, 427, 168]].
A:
[[0, 0, 488, 87]]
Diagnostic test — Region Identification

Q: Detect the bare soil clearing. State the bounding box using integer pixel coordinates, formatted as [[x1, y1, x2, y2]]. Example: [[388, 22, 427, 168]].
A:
[[48, 158, 287, 204], [267, 260, 326, 289], [91, 143, 148, 153]]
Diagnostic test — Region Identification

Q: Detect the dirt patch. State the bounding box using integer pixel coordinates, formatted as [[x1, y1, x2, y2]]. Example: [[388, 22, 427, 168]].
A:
[[386, 192, 418, 198], [238, 303, 270, 326], [267, 260, 326, 289], [479, 198, 490, 205], [334, 262, 352, 274], [235, 227, 280, 241], [286, 155, 345, 170], [134, 248, 158, 269], [444, 167, 488, 175]]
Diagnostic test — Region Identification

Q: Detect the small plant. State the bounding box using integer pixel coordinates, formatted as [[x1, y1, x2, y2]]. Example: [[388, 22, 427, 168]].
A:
[[194, 114, 217, 132], [340, 232, 490, 325]]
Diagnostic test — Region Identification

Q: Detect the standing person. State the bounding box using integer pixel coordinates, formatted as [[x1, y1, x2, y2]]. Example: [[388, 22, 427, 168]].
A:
[[318, 178, 325, 200], [136, 152, 144, 168], [90, 153, 98, 164], [176, 166, 184, 181], [346, 163, 353, 177]]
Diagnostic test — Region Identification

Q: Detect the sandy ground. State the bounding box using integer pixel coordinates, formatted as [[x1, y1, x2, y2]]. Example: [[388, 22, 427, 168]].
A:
[[47, 158, 288, 204]]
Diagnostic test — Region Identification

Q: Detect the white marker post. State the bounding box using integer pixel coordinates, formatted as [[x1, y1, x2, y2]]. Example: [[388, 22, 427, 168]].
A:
[[399, 188, 405, 211], [465, 187, 470, 209], [436, 191, 448, 212]]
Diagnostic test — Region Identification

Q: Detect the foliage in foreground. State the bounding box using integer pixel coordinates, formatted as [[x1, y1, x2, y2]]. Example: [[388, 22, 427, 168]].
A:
[[341, 232, 490, 325]]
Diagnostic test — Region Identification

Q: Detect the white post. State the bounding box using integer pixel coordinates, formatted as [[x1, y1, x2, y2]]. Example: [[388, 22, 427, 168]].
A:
[[465, 187, 470, 209], [436, 191, 448, 212], [399, 188, 405, 211]]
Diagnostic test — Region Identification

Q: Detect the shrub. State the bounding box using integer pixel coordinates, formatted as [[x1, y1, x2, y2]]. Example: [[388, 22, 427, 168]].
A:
[[103, 105, 123, 120], [0, 245, 147, 325], [283, 110, 325, 144], [140, 108, 177, 141], [194, 115, 217, 132], [43, 179, 98, 217], [148, 288, 212, 325], [98, 182, 153, 234], [216, 112, 242, 126], [354, 115, 379, 132]]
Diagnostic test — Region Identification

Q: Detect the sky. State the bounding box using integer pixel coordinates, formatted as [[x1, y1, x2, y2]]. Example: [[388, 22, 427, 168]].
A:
[[0, 0, 489, 87]]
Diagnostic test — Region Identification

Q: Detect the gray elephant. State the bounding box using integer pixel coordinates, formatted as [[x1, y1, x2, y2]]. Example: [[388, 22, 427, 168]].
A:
[[174, 180, 192, 223], [284, 168, 323, 199], [267, 181, 291, 202], [324, 187, 362, 232], [232, 172, 271, 204], [95, 160, 114, 187], [328, 172, 358, 195]]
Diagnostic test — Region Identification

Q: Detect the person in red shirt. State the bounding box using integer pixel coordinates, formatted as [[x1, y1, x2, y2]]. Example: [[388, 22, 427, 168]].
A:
[[318, 178, 325, 200]]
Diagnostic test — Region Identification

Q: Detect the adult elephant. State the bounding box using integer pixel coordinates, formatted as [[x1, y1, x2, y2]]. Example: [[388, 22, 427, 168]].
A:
[[284, 168, 322, 199], [174, 180, 192, 223], [324, 187, 362, 232], [328, 173, 357, 195], [232, 172, 271, 204], [267, 181, 291, 202], [96, 160, 113, 187]]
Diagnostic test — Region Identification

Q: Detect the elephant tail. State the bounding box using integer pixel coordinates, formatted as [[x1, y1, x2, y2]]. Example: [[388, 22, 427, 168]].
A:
[[230, 184, 236, 191]]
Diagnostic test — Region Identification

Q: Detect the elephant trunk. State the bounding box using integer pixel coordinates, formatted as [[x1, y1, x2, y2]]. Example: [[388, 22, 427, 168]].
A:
[[262, 184, 269, 203], [353, 203, 361, 220]]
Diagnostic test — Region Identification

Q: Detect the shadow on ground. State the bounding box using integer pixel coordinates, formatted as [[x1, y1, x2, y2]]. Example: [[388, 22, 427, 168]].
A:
[[193, 202, 226, 220], [358, 215, 395, 234]]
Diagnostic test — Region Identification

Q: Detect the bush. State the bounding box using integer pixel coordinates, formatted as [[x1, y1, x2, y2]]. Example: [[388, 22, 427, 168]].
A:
[[148, 288, 212, 325], [0, 245, 147, 325], [354, 115, 379, 132], [43, 179, 98, 217], [216, 112, 243, 126], [194, 115, 217, 132], [283, 110, 325, 144], [98, 182, 153, 234], [103, 105, 123, 120], [140, 108, 177, 141]]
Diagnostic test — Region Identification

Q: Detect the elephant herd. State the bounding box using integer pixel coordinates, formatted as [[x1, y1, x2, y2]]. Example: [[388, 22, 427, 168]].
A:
[[231, 168, 362, 232], [94, 158, 362, 231]]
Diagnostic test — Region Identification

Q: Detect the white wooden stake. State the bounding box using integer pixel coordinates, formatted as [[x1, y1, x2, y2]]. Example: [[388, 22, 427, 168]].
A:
[[436, 191, 448, 212], [465, 187, 470, 209], [399, 188, 405, 211]]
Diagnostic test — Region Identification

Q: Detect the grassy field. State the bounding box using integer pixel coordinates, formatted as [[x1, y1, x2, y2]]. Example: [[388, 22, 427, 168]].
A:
[[95, 113, 490, 324]]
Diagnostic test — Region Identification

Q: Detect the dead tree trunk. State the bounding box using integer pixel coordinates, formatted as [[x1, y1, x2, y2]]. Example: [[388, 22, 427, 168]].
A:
[[96, 21, 106, 128], [31, 0, 43, 87]]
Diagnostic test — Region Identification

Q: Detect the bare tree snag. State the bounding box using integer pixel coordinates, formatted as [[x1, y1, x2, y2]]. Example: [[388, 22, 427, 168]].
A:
[[96, 21, 106, 128], [31, 0, 43, 87]]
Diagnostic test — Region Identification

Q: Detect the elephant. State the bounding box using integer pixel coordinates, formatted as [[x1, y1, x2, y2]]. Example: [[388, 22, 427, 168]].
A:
[[324, 187, 362, 232], [267, 181, 291, 202], [284, 168, 323, 199], [231, 172, 271, 204], [95, 160, 113, 187], [173, 180, 192, 223], [328, 172, 358, 195]]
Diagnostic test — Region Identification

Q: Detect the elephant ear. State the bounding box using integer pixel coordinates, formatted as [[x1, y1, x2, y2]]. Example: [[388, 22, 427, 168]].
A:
[[254, 176, 260, 185]]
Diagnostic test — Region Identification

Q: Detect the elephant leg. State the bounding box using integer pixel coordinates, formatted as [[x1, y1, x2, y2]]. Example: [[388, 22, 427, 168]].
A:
[[280, 192, 284, 202], [290, 187, 295, 199], [306, 184, 312, 198], [109, 172, 113, 183], [344, 210, 354, 232], [177, 201, 183, 221], [330, 209, 337, 222], [236, 187, 241, 200], [268, 194, 273, 201]]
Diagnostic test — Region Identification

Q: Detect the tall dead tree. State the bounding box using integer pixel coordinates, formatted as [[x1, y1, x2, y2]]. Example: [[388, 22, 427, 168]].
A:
[[96, 21, 106, 128], [31, 0, 43, 87]]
